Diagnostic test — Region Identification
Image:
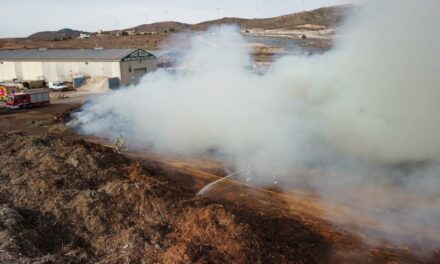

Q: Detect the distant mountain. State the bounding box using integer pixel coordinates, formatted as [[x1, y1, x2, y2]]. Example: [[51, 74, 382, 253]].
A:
[[125, 22, 191, 34], [123, 5, 353, 33], [192, 5, 353, 31], [27, 5, 353, 40], [28, 28, 90, 40]]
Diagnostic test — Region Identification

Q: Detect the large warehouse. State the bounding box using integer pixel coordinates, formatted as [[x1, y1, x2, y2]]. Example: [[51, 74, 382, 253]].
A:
[[0, 48, 157, 86]]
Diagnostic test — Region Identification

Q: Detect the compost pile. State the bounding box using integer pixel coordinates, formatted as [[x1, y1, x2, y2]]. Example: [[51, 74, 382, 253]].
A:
[[0, 132, 331, 264]]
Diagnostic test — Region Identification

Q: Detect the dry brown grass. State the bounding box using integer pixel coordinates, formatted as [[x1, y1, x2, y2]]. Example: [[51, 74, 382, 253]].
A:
[[0, 34, 171, 50]]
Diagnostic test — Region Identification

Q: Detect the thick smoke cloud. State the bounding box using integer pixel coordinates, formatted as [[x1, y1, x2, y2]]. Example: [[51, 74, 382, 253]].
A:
[[310, 0, 440, 164], [72, 0, 440, 247]]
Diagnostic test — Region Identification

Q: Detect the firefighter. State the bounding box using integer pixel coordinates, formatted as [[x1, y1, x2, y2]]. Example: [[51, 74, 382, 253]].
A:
[[114, 135, 127, 154]]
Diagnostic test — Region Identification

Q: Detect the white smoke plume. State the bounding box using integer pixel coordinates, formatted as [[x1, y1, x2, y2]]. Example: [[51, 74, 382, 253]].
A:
[[72, 0, 440, 249]]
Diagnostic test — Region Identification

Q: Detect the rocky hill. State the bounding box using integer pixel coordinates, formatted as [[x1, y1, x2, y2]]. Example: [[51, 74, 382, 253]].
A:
[[26, 5, 352, 40], [191, 5, 352, 31], [125, 21, 191, 34], [16, 5, 353, 51], [28, 28, 90, 40], [119, 4, 353, 34]]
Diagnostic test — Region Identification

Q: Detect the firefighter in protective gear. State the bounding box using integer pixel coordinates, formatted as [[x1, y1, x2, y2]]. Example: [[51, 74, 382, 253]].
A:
[[114, 135, 127, 154]]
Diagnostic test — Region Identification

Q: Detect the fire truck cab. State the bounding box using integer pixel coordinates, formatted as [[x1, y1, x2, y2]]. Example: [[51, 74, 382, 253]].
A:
[[7, 94, 30, 109]]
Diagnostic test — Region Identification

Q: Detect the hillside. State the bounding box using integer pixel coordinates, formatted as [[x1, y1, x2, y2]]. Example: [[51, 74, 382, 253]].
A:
[[28, 28, 90, 40], [191, 5, 352, 31], [0, 5, 352, 51], [124, 21, 191, 34], [25, 5, 352, 40], [122, 4, 352, 34]]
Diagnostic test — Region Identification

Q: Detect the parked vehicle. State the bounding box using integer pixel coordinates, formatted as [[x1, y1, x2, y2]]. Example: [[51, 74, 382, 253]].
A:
[[6, 89, 50, 109], [48, 82, 68, 91]]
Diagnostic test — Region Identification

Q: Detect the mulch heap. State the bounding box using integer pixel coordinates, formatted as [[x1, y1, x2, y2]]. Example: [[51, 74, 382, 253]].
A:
[[0, 131, 333, 264]]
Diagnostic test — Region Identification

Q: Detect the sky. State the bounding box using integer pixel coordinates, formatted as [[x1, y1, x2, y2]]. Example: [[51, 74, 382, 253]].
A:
[[0, 0, 358, 38]]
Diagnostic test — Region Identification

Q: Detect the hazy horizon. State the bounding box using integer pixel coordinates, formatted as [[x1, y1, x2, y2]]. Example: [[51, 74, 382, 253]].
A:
[[0, 0, 359, 38]]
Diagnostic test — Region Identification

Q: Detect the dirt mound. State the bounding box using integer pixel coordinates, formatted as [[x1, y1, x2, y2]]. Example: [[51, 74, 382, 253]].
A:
[[0, 132, 332, 263], [77, 77, 111, 93], [0, 204, 88, 263], [2, 132, 431, 263]]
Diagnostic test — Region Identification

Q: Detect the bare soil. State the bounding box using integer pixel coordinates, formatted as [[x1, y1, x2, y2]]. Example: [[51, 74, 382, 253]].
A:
[[0, 34, 291, 65], [0, 35, 170, 51]]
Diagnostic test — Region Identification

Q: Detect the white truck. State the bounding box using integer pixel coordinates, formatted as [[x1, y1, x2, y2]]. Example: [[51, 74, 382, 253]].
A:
[[48, 82, 68, 91]]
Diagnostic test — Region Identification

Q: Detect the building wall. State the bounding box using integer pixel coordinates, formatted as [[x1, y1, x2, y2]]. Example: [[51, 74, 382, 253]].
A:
[[22, 61, 44, 80], [0, 62, 17, 80], [0, 58, 157, 86], [119, 58, 157, 85], [0, 61, 122, 82]]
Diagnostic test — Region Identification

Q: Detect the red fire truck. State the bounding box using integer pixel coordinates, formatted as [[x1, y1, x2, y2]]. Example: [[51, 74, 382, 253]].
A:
[[6, 89, 50, 109]]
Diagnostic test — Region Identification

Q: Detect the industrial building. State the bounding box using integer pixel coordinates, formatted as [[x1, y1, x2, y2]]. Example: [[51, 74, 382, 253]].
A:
[[0, 48, 157, 86]]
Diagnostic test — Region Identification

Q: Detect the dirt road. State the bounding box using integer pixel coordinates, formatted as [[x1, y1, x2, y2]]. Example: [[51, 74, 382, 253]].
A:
[[0, 90, 99, 132]]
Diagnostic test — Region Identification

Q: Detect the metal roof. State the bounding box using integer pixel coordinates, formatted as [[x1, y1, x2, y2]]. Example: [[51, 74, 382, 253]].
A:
[[144, 50, 172, 57], [0, 49, 150, 62]]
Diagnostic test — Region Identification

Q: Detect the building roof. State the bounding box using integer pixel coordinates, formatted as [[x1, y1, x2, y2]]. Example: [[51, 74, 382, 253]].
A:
[[0, 48, 156, 62]]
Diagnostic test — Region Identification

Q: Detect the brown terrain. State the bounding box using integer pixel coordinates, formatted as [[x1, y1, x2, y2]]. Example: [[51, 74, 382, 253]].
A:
[[0, 89, 439, 263], [0, 5, 352, 51], [190, 5, 352, 31], [123, 5, 352, 33], [0, 34, 170, 51]]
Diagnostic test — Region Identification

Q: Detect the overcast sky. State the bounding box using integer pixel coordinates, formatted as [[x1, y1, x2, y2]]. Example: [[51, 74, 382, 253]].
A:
[[0, 0, 358, 37]]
